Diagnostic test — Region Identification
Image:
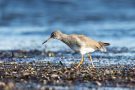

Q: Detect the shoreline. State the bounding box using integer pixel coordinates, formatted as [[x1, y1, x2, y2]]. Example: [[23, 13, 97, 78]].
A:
[[0, 49, 135, 90], [0, 62, 135, 90]]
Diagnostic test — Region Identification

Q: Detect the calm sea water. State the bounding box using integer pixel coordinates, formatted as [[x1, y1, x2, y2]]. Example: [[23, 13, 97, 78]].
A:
[[0, 0, 135, 50]]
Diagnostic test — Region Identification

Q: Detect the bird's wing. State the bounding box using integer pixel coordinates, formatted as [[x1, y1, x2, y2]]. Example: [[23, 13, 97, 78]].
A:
[[68, 35, 83, 47], [77, 35, 101, 50]]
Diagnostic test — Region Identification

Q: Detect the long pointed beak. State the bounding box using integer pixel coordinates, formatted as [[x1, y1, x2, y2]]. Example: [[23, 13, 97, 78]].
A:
[[42, 37, 51, 44]]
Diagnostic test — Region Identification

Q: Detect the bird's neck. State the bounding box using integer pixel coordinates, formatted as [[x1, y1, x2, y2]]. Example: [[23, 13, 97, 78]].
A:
[[60, 34, 69, 43]]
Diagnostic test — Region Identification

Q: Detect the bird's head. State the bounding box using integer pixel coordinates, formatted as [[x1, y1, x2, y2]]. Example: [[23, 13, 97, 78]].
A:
[[42, 31, 63, 44]]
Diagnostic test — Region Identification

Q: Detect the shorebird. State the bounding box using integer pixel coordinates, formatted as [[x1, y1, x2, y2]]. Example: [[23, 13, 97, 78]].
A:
[[42, 31, 110, 68]]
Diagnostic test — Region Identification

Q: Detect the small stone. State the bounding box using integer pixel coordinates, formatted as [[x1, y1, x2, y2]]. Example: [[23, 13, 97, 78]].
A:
[[40, 86, 45, 90], [23, 72, 30, 76], [40, 86, 53, 90], [51, 74, 60, 79], [43, 80, 47, 84], [95, 81, 102, 86], [112, 76, 116, 79], [105, 69, 110, 74], [0, 81, 6, 87], [7, 82, 14, 89]]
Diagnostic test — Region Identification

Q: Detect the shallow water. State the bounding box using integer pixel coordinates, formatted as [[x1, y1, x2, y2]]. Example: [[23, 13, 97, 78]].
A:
[[16, 82, 134, 90], [0, 0, 135, 50]]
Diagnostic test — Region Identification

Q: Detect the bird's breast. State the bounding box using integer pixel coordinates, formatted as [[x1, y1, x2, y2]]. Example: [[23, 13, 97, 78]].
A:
[[68, 44, 80, 52], [61, 38, 81, 52]]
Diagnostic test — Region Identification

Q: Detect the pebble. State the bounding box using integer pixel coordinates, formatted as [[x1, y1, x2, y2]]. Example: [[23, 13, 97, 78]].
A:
[[95, 81, 102, 86]]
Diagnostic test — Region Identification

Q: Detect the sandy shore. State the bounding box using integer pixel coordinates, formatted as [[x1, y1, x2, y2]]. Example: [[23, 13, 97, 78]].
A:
[[0, 62, 135, 90], [0, 50, 135, 90]]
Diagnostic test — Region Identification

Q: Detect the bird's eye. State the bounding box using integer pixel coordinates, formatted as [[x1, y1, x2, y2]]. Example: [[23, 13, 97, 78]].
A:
[[51, 33, 55, 37]]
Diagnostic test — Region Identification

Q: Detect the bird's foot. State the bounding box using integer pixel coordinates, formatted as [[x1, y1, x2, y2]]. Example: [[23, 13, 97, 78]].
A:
[[75, 66, 80, 69], [74, 64, 81, 70]]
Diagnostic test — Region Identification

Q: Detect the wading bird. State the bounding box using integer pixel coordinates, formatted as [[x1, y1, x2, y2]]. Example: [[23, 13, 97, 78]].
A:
[[42, 31, 110, 68]]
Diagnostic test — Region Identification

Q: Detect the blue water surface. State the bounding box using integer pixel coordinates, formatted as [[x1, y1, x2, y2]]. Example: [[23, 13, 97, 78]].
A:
[[0, 0, 135, 50]]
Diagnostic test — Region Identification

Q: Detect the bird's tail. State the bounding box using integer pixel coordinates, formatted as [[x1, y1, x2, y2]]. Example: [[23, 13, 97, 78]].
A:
[[98, 41, 110, 52]]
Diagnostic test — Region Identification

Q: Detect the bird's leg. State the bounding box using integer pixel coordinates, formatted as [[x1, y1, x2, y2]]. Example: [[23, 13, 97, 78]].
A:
[[76, 55, 84, 68], [88, 54, 95, 68]]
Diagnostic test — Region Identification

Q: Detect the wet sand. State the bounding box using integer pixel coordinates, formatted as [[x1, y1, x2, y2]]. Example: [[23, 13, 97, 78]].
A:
[[0, 50, 135, 90]]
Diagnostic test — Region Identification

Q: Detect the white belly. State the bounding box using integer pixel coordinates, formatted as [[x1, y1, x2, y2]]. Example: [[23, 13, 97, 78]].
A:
[[80, 47, 95, 55], [70, 45, 95, 55], [69, 44, 95, 55]]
